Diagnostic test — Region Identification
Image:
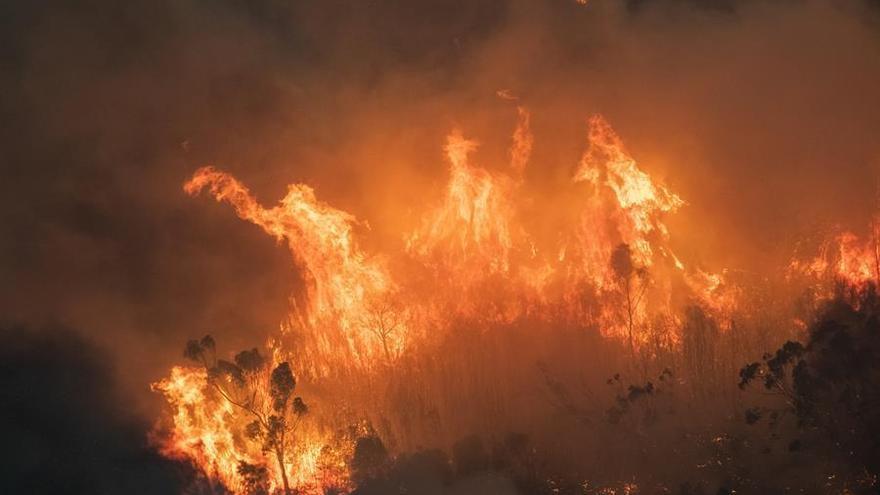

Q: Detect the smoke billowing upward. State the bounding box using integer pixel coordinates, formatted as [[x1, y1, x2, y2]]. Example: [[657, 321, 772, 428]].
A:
[[2, 0, 880, 493]]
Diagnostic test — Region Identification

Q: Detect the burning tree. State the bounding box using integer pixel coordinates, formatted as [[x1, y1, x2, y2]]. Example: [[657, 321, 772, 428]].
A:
[[361, 296, 407, 364], [610, 243, 649, 364], [183, 336, 309, 495]]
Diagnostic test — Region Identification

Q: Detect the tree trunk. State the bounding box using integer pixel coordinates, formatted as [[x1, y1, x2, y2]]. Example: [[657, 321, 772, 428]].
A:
[[275, 448, 290, 495], [625, 277, 636, 364], [381, 333, 392, 364]]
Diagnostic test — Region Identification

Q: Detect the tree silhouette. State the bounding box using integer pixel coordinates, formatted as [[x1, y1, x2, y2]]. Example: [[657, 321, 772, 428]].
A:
[[362, 296, 406, 364], [611, 243, 649, 365], [184, 336, 308, 495], [739, 286, 880, 479], [237, 461, 270, 495], [350, 436, 389, 485]]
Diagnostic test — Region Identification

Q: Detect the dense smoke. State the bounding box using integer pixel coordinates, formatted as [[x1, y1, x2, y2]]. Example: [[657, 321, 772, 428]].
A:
[[2, 0, 880, 493], [0, 326, 193, 493]]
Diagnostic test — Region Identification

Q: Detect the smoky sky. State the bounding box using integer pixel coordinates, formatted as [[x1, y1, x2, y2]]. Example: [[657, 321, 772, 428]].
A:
[[2, 0, 880, 437], [0, 325, 195, 494]]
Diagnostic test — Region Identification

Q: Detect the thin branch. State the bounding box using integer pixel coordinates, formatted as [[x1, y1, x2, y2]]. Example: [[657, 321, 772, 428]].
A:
[[211, 381, 267, 427]]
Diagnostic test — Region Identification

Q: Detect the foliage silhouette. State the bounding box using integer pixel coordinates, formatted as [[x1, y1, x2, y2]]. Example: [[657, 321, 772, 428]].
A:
[[183, 336, 308, 495], [739, 286, 880, 479]]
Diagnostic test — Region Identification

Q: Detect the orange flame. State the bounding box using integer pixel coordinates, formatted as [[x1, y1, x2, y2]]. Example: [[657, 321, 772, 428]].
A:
[[572, 115, 684, 274], [152, 359, 352, 494], [154, 110, 735, 493], [184, 168, 397, 367], [791, 222, 880, 290]]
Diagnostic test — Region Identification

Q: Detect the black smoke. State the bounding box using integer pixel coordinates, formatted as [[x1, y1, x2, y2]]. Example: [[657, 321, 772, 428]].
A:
[[0, 326, 196, 494]]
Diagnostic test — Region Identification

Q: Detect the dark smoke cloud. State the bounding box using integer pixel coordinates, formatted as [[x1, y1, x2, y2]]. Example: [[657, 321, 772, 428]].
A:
[[1, 0, 879, 489], [0, 325, 194, 494]]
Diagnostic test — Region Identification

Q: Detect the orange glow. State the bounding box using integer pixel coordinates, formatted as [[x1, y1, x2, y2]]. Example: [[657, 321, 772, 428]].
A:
[[836, 230, 880, 286], [184, 167, 398, 369], [152, 357, 352, 494], [568, 115, 684, 287], [154, 111, 736, 493], [792, 223, 880, 289]]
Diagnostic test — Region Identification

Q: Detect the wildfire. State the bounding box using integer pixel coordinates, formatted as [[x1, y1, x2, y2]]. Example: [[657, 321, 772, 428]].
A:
[[567, 114, 685, 291], [835, 230, 880, 286], [154, 109, 736, 493], [152, 366, 240, 489], [791, 221, 880, 289], [152, 349, 353, 494], [184, 167, 396, 370]]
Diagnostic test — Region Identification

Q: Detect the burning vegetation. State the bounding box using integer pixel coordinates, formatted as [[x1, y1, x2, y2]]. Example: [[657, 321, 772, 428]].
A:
[[8, 2, 880, 494], [150, 110, 880, 494]]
